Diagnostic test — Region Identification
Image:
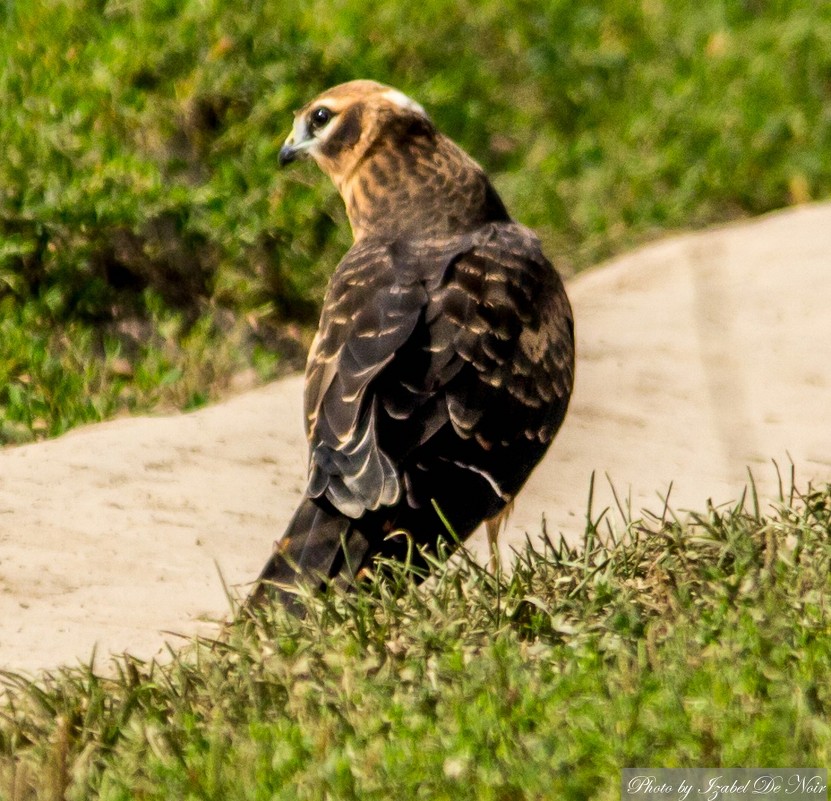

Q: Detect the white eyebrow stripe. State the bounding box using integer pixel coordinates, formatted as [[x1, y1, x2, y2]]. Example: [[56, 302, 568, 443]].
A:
[[310, 95, 338, 110]]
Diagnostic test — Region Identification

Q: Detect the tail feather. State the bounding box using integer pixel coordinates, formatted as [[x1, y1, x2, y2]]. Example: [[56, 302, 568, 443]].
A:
[[248, 497, 370, 610]]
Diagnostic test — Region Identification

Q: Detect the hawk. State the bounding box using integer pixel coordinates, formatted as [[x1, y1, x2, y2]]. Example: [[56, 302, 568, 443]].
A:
[[251, 80, 574, 607]]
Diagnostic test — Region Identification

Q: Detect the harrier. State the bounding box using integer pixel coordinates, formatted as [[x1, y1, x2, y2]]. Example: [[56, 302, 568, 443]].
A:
[[251, 80, 574, 606]]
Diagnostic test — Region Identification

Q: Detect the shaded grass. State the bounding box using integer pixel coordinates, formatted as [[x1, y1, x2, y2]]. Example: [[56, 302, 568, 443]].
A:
[[1, 0, 831, 441], [2, 482, 830, 799], [0, 289, 297, 442]]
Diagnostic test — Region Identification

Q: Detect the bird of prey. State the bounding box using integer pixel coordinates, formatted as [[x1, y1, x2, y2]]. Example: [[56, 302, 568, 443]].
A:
[[251, 80, 574, 607]]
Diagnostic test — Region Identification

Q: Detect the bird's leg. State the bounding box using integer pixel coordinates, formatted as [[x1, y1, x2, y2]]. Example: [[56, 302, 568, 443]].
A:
[[485, 518, 501, 574], [485, 502, 514, 574]]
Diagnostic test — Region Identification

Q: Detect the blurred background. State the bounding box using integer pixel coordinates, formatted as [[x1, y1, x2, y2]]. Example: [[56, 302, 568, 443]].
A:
[[1, 0, 829, 444]]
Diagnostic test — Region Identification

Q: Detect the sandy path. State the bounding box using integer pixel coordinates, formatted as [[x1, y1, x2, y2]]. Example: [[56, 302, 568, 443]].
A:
[[1, 202, 830, 674]]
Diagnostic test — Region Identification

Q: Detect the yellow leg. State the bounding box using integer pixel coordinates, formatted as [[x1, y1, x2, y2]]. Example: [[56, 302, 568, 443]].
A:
[[485, 501, 514, 573]]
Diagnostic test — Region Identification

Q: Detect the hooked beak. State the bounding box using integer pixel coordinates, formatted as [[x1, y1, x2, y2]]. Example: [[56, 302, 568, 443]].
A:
[[278, 122, 312, 167], [278, 141, 299, 167], [277, 131, 300, 167]]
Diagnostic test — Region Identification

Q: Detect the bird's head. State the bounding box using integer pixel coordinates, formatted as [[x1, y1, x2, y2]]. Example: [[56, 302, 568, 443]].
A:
[[278, 80, 505, 240], [278, 80, 431, 189]]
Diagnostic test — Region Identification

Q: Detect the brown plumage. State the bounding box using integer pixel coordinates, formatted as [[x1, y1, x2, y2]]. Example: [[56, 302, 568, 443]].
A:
[[250, 80, 574, 608]]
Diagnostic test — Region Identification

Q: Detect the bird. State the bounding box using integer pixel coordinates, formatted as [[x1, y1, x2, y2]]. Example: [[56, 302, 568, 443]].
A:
[[249, 80, 574, 608]]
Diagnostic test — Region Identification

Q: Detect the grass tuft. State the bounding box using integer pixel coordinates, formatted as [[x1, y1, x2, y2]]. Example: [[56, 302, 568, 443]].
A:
[[2, 484, 831, 798]]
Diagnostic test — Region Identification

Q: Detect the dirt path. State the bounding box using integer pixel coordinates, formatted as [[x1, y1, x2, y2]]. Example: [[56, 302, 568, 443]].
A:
[[2, 202, 830, 675]]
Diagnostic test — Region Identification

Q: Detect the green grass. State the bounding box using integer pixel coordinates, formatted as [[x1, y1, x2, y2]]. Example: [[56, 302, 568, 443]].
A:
[[2, 482, 830, 799], [1, 0, 831, 441], [2, 4, 830, 793]]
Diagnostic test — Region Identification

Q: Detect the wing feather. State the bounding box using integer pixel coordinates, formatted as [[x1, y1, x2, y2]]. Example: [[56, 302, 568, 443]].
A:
[[301, 222, 574, 526]]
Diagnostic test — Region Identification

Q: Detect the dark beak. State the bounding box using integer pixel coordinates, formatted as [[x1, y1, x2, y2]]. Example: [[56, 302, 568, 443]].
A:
[[278, 144, 298, 167]]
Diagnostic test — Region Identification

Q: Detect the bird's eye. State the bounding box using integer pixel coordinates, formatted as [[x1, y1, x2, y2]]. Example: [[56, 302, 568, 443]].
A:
[[309, 107, 332, 131]]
